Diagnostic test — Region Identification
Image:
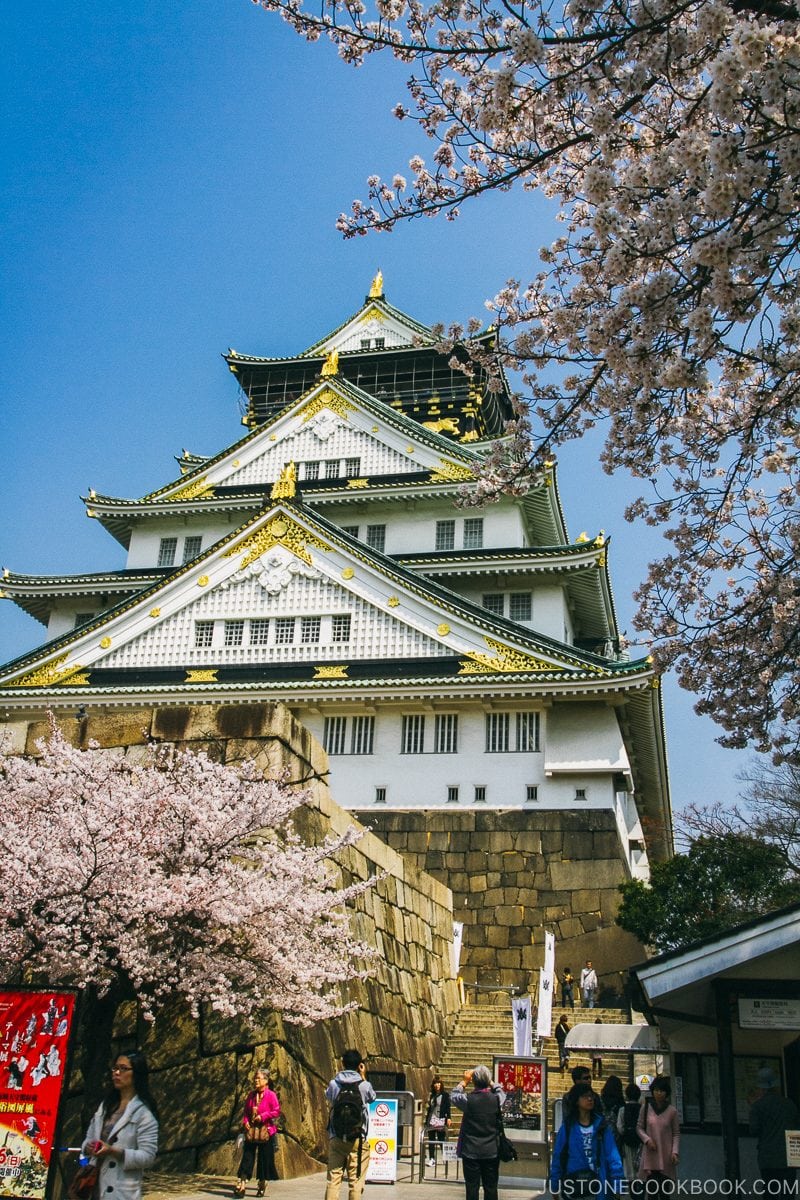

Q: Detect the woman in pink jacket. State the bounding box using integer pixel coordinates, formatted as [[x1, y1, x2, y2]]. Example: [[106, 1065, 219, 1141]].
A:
[[234, 1068, 280, 1197], [637, 1076, 680, 1199]]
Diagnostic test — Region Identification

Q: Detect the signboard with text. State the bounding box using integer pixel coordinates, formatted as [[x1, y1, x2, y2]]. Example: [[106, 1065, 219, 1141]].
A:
[[494, 1056, 546, 1141], [366, 1098, 398, 1184], [738, 998, 800, 1030], [0, 989, 77, 1200]]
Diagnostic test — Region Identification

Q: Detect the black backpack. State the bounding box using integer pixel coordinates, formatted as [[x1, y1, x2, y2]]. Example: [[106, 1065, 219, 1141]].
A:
[[331, 1080, 365, 1142], [621, 1101, 640, 1149]]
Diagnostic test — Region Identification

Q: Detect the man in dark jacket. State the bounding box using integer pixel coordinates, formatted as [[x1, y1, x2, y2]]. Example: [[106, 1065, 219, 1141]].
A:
[[749, 1067, 799, 1194]]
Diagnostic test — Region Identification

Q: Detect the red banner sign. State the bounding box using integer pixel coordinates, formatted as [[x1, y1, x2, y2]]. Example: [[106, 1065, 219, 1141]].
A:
[[0, 990, 77, 1200], [496, 1059, 543, 1095]]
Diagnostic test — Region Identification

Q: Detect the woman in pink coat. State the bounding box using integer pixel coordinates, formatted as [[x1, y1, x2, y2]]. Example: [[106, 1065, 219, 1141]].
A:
[[234, 1068, 280, 1197], [638, 1076, 680, 1198]]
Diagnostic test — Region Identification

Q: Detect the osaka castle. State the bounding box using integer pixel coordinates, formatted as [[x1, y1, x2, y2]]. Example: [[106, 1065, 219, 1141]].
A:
[[0, 275, 670, 975]]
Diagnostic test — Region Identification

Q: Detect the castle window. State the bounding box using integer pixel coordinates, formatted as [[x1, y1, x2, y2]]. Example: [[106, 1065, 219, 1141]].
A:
[[463, 518, 483, 549], [182, 536, 202, 563], [323, 716, 347, 756], [224, 620, 244, 647], [516, 711, 541, 752], [485, 712, 510, 753], [482, 594, 504, 616], [366, 524, 386, 552], [303, 461, 320, 480], [401, 714, 425, 754], [332, 614, 352, 642], [351, 716, 375, 755], [344, 457, 361, 477], [474, 785, 487, 803], [575, 788, 588, 800], [194, 621, 214, 648], [360, 339, 371, 349], [435, 520, 456, 551], [274, 618, 295, 645], [301, 617, 321, 644], [325, 460, 340, 479], [250, 619, 270, 645], [509, 592, 532, 622], [447, 786, 460, 804], [158, 537, 178, 567], [374, 337, 385, 349], [375, 786, 387, 804], [434, 713, 458, 754], [526, 785, 539, 803], [341, 525, 359, 539]]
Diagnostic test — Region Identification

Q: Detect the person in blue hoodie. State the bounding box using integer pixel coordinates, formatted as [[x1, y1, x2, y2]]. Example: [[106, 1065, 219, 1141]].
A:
[[550, 1082, 624, 1198]]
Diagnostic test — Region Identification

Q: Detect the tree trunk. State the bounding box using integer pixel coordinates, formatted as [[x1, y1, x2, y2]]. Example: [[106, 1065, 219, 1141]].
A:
[[77, 982, 124, 1130]]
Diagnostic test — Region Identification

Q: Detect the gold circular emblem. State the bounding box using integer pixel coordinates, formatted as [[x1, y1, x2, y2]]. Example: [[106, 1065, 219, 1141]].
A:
[[437, 623, 450, 636], [342, 568, 354, 580], [149, 608, 161, 618], [198, 575, 209, 587], [270, 519, 288, 536], [100, 636, 112, 649]]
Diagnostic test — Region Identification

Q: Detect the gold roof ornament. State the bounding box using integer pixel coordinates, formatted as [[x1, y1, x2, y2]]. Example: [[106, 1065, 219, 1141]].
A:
[[321, 348, 339, 377], [270, 461, 297, 500], [369, 270, 384, 299]]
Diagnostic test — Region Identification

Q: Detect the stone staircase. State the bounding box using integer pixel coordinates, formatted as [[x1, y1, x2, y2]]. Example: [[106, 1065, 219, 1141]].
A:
[[435, 1002, 646, 1124]]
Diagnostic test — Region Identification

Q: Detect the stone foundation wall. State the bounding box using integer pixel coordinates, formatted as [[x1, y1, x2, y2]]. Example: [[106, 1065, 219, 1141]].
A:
[[354, 808, 644, 1001], [9, 704, 460, 1178]]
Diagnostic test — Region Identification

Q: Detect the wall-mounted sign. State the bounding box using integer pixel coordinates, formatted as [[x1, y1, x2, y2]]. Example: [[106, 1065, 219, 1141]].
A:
[[0, 989, 77, 1200], [366, 1098, 398, 1183], [786, 1131, 800, 1169], [738, 998, 800, 1030]]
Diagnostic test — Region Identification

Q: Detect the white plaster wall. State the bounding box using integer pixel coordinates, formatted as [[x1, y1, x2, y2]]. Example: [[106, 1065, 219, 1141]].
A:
[[125, 520, 239, 568], [544, 703, 630, 775], [533, 585, 574, 642], [311, 498, 527, 555], [297, 703, 622, 810]]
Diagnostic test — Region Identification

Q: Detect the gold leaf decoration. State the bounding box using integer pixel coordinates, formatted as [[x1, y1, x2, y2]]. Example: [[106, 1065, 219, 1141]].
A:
[[149, 608, 161, 618], [313, 664, 349, 679], [185, 669, 218, 683], [270, 462, 297, 499], [458, 637, 556, 675], [224, 515, 328, 569], [430, 459, 474, 482], [5, 655, 87, 689], [387, 596, 400, 607], [423, 418, 461, 437], [197, 575, 209, 587], [368, 270, 384, 298], [437, 623, 451, 636], [99, 637, 112, 649], [298, 388, 356, 424], [166, 476, 214, 502], [341, 568, 354, 580], [346, 478, 369, 489]]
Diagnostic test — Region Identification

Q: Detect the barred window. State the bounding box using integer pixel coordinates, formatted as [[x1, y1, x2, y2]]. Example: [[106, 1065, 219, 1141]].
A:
[[401, 714, 425, 754], [182, 536, 202, 563], [526, 785, 539, 803], [274, 618, 295, 644], [434, 713, 458, 754], [323, 716, 347, 756], [351, 716, 375, 755], [345, 457, 361, 477], [374, 337, 385, 349], [485, 712, 510, 753], [194, 621, 214, 648], [576, 788, 588, 801], [447, 786, 460, 804], [158, 537, 178, 567], [463, 518, 483, 549], [475, 785, 487, 803], [516, 711, 540, 752], [509, 592, 532, 622], [303, 461, 320, 480], [435, 520, 456, 551], [360, 339, 371, 349], [300, 617, 321, 644], [375, 786, 387, 804], [250, 619, 270, 645], [325, 460, 340, 479], [224, 620, 244, 647], [482, 594, 504, 616], [332, 614, 352, 642], [366, 524, 386, 552]]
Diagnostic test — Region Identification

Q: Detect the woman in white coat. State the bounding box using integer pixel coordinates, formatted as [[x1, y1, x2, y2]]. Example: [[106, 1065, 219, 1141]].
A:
[[82, 1051, 159, 1200]]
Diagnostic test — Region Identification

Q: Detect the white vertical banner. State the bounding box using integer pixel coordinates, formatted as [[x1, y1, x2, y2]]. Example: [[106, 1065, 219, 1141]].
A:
[[512, 995, 532, 1056], [452, 921, 464, 976], [536, 930, 556, 1038]]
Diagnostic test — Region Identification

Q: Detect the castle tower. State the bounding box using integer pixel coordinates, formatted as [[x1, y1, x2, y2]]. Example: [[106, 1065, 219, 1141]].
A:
[[0, 278, 670, 991]]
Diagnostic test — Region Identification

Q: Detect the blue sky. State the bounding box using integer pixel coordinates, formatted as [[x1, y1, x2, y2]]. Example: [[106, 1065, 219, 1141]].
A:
[[1, 0, 755, 819]]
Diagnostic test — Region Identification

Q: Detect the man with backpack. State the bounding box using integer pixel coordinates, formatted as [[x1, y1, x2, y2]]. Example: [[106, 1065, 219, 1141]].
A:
[[324, 1049, 376, 1200]]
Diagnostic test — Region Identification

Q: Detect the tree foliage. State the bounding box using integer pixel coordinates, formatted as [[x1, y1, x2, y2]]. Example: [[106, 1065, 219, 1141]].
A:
[[616, 833, 800, 952], [253, 0, 800, 762], [0, 718, 375, 1026]]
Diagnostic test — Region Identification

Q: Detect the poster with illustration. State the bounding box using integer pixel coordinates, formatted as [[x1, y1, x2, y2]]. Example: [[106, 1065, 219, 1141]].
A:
[[0, 990, 77, 1200]]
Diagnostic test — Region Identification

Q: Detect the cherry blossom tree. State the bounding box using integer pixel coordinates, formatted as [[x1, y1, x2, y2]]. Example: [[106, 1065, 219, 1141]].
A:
[[252, 0, 800, 763], [0, 717, 375, 1105]]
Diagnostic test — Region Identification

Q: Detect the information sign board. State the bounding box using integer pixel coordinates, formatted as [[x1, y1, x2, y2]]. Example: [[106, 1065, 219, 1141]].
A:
[[366, 1098, 398, 1183], [738, 998, 800, 1030]]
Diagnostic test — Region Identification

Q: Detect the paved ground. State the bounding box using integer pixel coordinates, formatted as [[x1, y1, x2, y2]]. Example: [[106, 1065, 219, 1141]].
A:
[[145, 1164, 543, 1200]]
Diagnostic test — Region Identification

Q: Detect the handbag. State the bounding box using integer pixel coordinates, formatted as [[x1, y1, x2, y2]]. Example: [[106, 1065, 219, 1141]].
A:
[[429, 1115, 446, 1128], [496, 1103, 518, 1162], [245, 1123, 272, 1142], [68, 1164, 98, 1200]]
